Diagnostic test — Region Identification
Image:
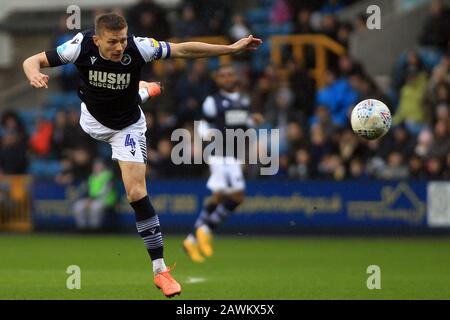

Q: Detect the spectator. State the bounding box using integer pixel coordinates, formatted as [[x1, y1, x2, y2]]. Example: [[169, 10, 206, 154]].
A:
[[0, 110, 29, 174], [309, 124, 334, 175], [276, 153, 291, 178], [287, 60, 316, 119], [338, 55, 363, 78], [425, 156, 444, 179], [419, 0, 450, 51], [425, 54, 450, 122], [380, 124, 416, 159], [51, 110, 71, 159], [55, 148, 93, 185], [428, 54, 450, 94], [318, 153, 345, 180], [315, 69, 358, 128], [251, 74, 276, 115], [349, 71, 385, 102], [175, 59, 214, 126], [380, 151, 409, 180], [314, 106, 336, 137], [393, 66, 428, 134], [286, 121, 309, 152], [0, 130, 28, 174], [408, 154, 427, 180], [320, 0, 346, 15], [127, 0, 171, 39], [191, 0, 231, 36], [29, 117, 53, 157], [288, 148, 311, 180], [348, 157, 368, 180], [429, 120, 450, 158], [270, 0, 292, 26], [414, 127, 434, 158], [393, 50, 425, 93], [73, 159, 117, 231], [319, 14, 338, 40], [265, 86, 299, 146], [336, 22, 353, 49], [293, 8, 314, 34], [149, 137, 181, 178], [427, 81, 450, 124], [0, 110, 27, 145], [174, 4, 205, 38], [229, 13, 251, 42]]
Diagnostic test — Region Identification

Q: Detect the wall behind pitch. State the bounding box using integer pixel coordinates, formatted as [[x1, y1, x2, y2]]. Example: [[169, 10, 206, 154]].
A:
[[30, 179, 447, 233]]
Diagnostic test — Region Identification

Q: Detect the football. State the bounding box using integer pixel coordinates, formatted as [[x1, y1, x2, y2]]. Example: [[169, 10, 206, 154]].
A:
[[350, 99, 392, 140]]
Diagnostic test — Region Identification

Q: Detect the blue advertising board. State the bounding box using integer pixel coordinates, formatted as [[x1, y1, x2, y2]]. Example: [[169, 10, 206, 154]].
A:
[[31, 180, 429, 231]]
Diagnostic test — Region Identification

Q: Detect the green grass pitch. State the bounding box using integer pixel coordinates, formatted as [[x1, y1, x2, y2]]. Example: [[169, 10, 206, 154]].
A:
[[0, 234, 449, 299]]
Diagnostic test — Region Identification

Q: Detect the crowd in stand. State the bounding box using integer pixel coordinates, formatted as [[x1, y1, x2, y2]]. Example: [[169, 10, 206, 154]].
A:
[[0, 0, 449, 182]]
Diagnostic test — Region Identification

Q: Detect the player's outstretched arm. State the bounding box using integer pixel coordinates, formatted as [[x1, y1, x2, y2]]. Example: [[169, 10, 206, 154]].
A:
[[169, 35, 262, 59], [23, 52, 51, 89]]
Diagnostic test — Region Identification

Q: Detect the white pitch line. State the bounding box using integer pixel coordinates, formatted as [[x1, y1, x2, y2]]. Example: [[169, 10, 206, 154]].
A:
[[185, 277, 206, 284]]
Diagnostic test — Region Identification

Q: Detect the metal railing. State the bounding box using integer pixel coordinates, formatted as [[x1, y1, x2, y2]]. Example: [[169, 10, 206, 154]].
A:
[[0, 175, 32, 232], [270, 34, 346, 88]]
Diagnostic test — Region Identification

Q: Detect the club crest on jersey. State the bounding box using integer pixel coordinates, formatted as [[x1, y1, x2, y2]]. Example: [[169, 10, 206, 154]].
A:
[[121, 54, 132, 65]]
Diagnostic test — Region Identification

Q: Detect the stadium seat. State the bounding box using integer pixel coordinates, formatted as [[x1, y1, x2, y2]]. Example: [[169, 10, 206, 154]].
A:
[[46, 92, 81, 110], [18, 109, 44, 134], [246, 8, 270, 24], [395, 47, 443, 73], [27, 159, 62, 176]]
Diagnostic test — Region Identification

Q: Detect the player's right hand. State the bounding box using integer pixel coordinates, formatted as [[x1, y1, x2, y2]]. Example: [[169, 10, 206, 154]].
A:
[[29, 73, 49, 89]]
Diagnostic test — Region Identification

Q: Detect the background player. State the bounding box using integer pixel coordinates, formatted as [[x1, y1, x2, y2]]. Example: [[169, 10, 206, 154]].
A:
[[183, 64, 264, 262], [22, 12, 262, 297]]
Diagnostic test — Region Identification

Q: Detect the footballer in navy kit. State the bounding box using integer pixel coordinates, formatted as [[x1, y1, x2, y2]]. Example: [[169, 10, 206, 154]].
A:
[[183, 65, 264, 263], [23, 12, 262, 297]]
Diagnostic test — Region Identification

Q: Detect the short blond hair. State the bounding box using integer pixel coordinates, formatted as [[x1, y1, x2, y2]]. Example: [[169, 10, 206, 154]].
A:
[[95, 13, 127, 34]]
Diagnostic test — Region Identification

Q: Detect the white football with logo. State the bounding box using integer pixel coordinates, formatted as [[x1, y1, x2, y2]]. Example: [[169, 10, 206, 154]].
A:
[[350, 99, 391, 140]]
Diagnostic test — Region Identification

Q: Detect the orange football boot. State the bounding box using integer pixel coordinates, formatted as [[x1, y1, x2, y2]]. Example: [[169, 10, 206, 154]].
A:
[[154, 265, 181, 298]]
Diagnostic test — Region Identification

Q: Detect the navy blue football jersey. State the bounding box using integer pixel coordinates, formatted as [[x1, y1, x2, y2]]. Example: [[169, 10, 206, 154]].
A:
[[202, 91, 251, 158], [45, 30, 170, 130]]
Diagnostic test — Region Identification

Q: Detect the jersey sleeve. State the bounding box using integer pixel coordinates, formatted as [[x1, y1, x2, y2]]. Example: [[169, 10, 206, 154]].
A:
[[45, 32, 83, 66], [133, 37, 171, 62], [202, 96, 217, 121]]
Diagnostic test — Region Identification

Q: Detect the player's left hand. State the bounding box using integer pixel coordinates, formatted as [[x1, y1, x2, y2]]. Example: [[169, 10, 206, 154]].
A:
[[230, 35, 262, 54]]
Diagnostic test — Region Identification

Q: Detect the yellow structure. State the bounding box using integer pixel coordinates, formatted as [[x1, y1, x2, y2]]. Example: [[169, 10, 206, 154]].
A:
[[271, 34, 346, 88], [0, 175, 32, 232]]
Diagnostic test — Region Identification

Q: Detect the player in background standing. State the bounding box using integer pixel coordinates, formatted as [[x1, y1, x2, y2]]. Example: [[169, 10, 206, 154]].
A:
[[183, 64, 264, 262]]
